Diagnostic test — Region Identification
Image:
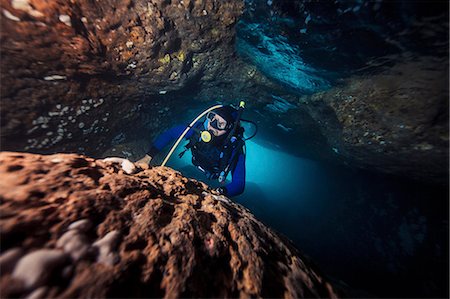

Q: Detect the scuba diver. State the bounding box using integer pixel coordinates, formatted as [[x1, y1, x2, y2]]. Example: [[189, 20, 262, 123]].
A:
[[136, 102, 256, 197]]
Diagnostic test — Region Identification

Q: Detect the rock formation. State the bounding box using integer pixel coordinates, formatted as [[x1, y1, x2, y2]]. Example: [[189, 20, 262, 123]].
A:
[[299, 57, 449, 184], [0, 151, 339, 298], [2, 0, 447, 185], [0, 0, 244, 155], [235, 0, 449, 184]]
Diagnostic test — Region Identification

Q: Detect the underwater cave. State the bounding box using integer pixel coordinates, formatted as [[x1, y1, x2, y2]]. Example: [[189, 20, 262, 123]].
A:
[[0, 0, 449, 298]]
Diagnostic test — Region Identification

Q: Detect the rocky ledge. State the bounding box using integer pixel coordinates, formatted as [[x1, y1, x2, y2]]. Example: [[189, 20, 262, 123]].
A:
[[1, 0, 244, 155], [300, 57, 449, 184], [0, 152, 339, 298]]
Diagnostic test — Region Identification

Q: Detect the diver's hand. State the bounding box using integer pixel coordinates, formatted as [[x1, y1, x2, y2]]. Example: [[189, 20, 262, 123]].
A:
[[135, 154, 152, 169]]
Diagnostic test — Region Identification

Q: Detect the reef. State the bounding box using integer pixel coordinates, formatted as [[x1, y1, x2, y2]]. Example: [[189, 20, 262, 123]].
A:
[[0, 0, 244, 155], [0, 151, 339, 298]]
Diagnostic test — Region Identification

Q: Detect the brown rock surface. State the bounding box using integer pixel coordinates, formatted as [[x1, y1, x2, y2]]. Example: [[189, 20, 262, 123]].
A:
[[0, 151, 339, 298], [299, 56, 449, 184], [0, 0, 244, 155]]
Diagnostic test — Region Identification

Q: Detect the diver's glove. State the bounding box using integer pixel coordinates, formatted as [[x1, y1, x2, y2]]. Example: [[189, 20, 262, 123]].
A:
[[135, 154, 152, 169], [215, 187, 228, 196]]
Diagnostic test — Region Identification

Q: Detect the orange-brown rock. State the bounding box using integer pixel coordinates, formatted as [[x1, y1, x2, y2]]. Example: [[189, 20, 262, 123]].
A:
[[0, 152, 339, 298]]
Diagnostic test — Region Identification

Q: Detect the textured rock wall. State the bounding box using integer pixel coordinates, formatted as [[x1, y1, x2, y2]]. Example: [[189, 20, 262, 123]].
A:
[[234, 0, 449, 183], [1, 0, 243, 155], [0, 151, 339, 298], [299, 57, 449, 184], [1, 0, 447, 185]]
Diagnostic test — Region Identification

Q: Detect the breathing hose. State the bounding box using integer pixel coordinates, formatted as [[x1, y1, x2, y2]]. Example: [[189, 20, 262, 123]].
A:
[[160, 104, 223, 167], [240, 118, 258, 141]]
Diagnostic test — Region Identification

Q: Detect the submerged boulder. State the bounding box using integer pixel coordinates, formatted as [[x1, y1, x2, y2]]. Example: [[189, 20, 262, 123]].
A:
[[0, 151, 339, 298]]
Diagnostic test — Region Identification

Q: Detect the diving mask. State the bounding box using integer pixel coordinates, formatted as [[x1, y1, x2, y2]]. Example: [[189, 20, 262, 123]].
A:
[[206, 112, 228, 130]]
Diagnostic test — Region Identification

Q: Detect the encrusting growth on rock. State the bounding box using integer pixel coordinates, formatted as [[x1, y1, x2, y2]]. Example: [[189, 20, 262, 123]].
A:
[[0, 152, 339, 298], [0, 0, 245, 155]]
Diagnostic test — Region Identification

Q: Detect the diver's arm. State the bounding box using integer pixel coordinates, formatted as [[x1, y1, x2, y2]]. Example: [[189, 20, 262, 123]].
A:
[[148, 125, 188, 156], [140, 123, 199, 161], [223, 152, 246, 197]]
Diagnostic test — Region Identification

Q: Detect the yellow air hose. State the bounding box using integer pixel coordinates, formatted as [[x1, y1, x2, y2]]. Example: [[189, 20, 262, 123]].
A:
[[160, 104, 223, 167]]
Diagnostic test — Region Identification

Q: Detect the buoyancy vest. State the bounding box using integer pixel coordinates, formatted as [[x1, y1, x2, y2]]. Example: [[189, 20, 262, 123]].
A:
[[185, 127, 245, 182]]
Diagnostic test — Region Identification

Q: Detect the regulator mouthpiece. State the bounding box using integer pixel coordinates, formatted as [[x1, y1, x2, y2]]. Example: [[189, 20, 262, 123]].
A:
[[201, 130, 212, 143]]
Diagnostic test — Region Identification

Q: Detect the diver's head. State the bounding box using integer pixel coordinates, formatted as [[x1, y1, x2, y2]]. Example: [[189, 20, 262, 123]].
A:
[[205, 105, 237, 137], [206, 113, 228, 137]]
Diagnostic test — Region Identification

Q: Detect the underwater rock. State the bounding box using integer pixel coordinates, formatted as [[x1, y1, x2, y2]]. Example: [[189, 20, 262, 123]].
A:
[[92, 230, 121, 266], [238, 0, 448, 92], [24, 287, 48, 299], [0, 0, 244, 155], [12, 249, 68, 291], [0, 248, 24, 274], [56, 229, 90, 262], [0, 151, 339, 298], [67, 219, 92, 232], [300, 57, 448, 184], [231, 0, 448, 183], [103, 157, 136, 174]]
